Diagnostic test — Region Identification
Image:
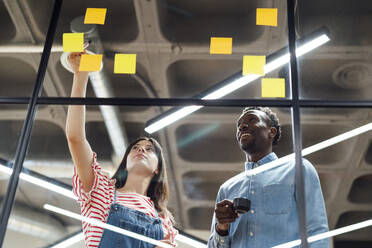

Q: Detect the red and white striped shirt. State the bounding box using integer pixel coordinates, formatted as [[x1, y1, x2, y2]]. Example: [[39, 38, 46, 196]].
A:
[[72, 153, 178, 247]]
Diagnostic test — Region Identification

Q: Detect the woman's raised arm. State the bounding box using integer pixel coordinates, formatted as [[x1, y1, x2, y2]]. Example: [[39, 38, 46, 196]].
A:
[[65, 52, 94, 192]]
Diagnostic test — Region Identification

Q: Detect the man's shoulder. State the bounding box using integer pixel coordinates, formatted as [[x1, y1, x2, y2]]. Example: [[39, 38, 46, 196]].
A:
[[301, 158, 319, 176], [285, 157, 315, 168], [285, 157, 318, 176], [220, 171, 246, 191]]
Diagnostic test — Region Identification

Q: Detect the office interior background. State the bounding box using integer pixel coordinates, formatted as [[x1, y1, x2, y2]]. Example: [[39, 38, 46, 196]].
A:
[[0, 0, 372, 247]]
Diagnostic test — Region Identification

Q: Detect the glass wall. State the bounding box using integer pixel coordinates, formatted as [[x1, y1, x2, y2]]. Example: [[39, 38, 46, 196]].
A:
[[1, 0, 371, 248], [296, 0, 372, 246]]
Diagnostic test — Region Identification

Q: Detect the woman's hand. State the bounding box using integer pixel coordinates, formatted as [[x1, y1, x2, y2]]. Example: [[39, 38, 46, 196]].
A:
[[68, 51, 86, 74], [155, 232, 176, 248]]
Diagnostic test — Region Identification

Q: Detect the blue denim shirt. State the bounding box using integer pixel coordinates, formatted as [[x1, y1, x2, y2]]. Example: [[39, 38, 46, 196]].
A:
[[208, 153, 330, 248]]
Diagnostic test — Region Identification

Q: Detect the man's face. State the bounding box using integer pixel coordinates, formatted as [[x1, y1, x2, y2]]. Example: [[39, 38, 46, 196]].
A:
[[236, 110, 274, 152]]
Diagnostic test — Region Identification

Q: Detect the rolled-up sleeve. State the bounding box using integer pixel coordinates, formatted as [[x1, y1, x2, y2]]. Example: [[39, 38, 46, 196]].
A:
[[208, 187, 231, 248], [72, 152, 114, 205]]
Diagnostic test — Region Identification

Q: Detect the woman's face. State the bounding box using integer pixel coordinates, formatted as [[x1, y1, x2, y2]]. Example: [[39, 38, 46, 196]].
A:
[[126, 140, 159, 176]]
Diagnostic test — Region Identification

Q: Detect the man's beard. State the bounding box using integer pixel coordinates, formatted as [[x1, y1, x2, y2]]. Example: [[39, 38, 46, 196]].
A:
[[240, 138, 255, 152]]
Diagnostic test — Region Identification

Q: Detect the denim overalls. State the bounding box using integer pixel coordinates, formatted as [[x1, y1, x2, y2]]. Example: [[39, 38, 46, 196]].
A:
[[98, 191, 164, 248]]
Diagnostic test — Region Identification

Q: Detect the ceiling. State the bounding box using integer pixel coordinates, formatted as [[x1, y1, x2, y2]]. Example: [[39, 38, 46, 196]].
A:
[[1, 0, 372, 247]]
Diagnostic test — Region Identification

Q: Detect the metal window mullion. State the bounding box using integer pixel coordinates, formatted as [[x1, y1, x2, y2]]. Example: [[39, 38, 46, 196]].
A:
[[2, 97, 372, 107], [287, 0, 309, 247], [0, 0, 63, 246]]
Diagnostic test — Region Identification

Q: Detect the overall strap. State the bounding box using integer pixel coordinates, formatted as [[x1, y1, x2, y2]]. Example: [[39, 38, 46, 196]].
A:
[[114, 190, 117, 204]]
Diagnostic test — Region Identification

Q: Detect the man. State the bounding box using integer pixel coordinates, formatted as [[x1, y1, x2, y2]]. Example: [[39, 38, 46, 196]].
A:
[[208, 107, 329, 248]]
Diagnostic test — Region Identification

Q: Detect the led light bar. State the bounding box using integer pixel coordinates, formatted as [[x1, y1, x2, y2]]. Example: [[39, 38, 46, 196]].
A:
[[272, 219, 372, 248], [44, 204, 174, 248], [44, 204, 207, 248], [0, 164, 76, 200], [2, 122, 369, 248], [0, 165, 12, 175], [47, 229, 209, 248], [175, 233, 207, 248], [145, 106, 203, 134], [1, 122, 370, 198], [19, 173, 76, 199], [245, 122, 372, 176], [50, 232, 84, 248], [145, 33, 330, 134]]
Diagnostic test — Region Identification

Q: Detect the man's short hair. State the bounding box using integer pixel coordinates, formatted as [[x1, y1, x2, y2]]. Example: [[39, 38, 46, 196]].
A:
[[242, 107, 281, 145]]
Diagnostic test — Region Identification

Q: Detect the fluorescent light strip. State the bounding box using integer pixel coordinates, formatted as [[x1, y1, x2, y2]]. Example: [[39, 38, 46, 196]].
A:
[[246, 122, 372, 176], [50, 232, 84, 248], [0, 165, 77, 199], [202, 74, 260, 100], [175, 234, 207, 248], [0, 122, 370, 198], [145, 34, 330, 134], [49, 230, 209, 248], [0, 165, 12, 175], [302, 123, 372, 157], [145, 106, 203, 134], [1, 120, 366, 248], [44, 204, 174, 248], [44, 204, 207, 248], [272, 219, 372, 248], [20, 173, 77, 199]]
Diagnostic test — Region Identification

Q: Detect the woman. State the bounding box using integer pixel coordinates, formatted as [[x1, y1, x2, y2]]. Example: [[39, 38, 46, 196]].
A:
[[66, 52, 178, 247]]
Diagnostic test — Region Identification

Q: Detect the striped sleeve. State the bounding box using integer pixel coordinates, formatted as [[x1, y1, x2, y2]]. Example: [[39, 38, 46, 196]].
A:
[[161, 215, 179, 247], [72, 152, 115, 204]]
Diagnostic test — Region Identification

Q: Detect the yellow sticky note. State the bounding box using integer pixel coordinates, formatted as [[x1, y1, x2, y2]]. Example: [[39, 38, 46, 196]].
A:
[[114, 54, 137, 74], [79, 54, 102, 71], [63, 33, 84, 52], [261, 78, 285, 98], [210, 37, 233, 54], [84, 8, 107, 25], [257, 8, 278, 27], [243, 55, 266, 75]]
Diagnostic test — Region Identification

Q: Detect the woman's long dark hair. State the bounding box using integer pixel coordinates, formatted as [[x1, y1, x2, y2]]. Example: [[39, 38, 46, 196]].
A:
[[111, 137, 174, 222]]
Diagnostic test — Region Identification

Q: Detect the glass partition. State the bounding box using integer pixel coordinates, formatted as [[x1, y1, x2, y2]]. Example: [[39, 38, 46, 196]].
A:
[[40, 0, 293, 102], [2, 0, 372, 247], [1, 105, 297, 247], [296, 0, 372, 101], [0, 0, 50, 98], [299, 108, 372, 247]]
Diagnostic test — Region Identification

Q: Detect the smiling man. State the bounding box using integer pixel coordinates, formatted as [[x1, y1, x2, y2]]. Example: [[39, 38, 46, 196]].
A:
[[207, 107, 330, 248]]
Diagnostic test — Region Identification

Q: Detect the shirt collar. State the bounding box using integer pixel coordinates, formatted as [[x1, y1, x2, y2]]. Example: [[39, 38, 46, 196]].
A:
[[244, 152, 278, 171]]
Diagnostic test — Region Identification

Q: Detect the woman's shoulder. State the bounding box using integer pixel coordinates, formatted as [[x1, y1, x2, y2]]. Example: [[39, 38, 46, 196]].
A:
[[91, 152, 116, 184]]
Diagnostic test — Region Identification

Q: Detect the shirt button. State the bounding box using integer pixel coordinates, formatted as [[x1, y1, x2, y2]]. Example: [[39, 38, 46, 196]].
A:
[[251, 190, 255, 194], [221, 239, 225, 243], [251, 210, 255, 214], [250, 232, 254, 236]]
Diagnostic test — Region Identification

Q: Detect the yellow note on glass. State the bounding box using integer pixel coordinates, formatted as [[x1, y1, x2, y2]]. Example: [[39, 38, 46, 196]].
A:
[[256, 8, 278, 27], [242, 55, 266, 75], [84, 8, 107, 25], [261, 78, 285, 98], [210, 37, 232, 54], [114, 54, 137, 74], [79, 54, 102, 71], [63, 33, 84, 52]]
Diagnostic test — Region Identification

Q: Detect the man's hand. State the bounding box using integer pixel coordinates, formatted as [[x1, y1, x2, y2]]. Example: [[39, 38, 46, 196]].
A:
[[214, 199, 239, 235]]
